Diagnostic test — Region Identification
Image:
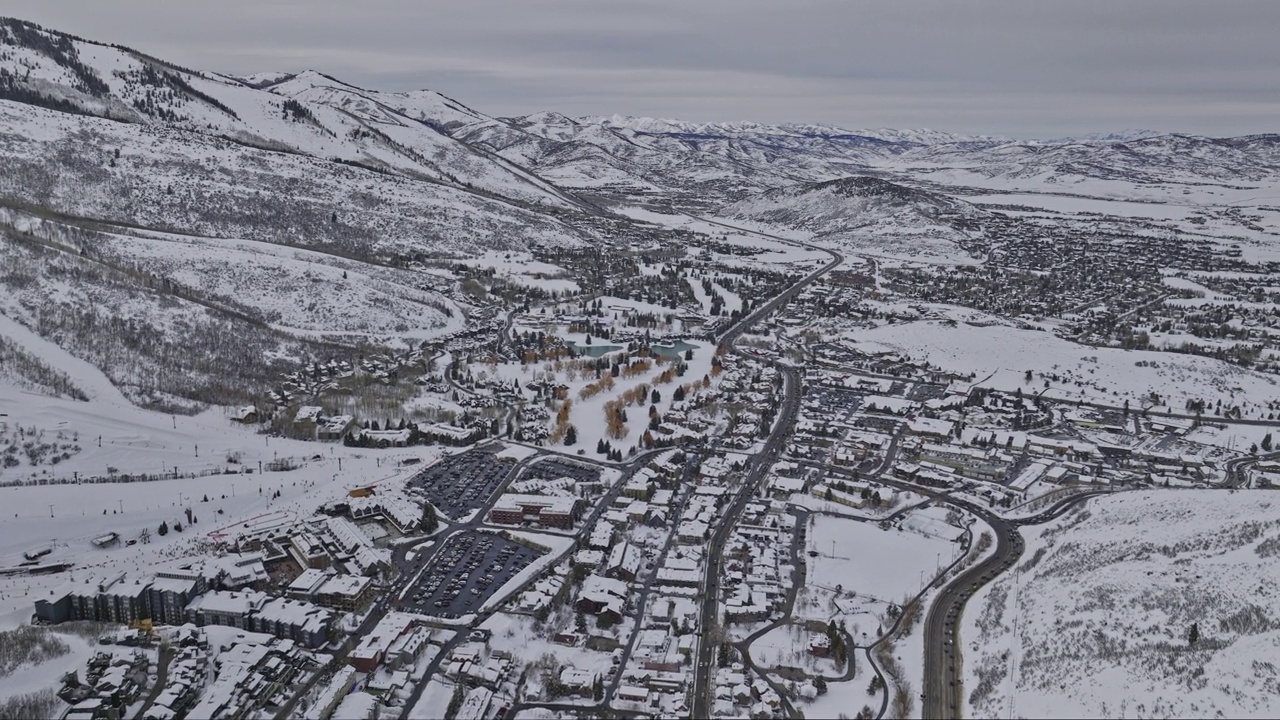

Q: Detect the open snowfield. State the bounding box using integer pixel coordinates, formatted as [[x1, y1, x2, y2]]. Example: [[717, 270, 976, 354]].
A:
[[457, 251, 581, 294], [806, 514, 958, 605], [845, 319, 1280, 412], [966, 192, 1199, 221], [964, 489, 1280, 719]]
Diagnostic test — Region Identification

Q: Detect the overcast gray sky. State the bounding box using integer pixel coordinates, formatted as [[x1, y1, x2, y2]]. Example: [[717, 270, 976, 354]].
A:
[[3, 0, 1277, 137]]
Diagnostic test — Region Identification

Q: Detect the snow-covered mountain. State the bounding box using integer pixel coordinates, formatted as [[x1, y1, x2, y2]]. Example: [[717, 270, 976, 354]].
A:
[[0, 17, 598, 414], [0, 17, 593, 253]]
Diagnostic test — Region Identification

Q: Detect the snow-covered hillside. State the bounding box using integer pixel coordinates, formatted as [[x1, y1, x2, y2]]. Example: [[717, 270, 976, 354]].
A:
[[718, 176, 994, 262], [964, 490, 1280, 719], [0, 17, 588, 234]]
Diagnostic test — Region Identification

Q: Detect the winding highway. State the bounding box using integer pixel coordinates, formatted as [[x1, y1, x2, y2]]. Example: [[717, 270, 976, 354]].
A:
[[920, 488, 1116, 719]]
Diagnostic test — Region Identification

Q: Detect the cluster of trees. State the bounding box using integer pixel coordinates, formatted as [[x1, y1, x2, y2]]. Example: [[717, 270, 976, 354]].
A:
[[0, 689, 58, 720], [547, 399, 573, 444], [157, 520, 189, 536], [620, 358, 652, 379], [595, 439, 626, 461], [578, 375, 615, 400], [444, 685, 463, 719], [134, 63, 240, 119], [0, 626, 71, 677], [824, 619, 850, 670], [0, 67, 101, 118], [867, 673, 885, 696], [281, 98, 315, 123], [603, 399, 629, 440], [4, 230, 321, 414]]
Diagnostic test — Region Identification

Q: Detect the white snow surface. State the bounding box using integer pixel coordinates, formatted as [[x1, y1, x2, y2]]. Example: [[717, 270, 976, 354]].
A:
[[964, 489, 1280, 719]]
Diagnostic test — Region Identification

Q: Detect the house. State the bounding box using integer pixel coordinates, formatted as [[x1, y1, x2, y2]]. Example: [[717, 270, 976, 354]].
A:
[[304, 667, 357, 720], [575, 574, 627, 622], [349, 613, 417, 673], [148, 572, 205, 625], [617, 685, 651, 704], [809, 634, 830, 658], [605, 541, 641, 582], [231, 406, 259, 424], [558, 667, 598, 696], [314, 574, 375, 612]]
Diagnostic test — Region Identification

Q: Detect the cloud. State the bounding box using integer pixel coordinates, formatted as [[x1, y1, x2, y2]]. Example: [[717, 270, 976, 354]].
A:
[[3, 0, 1277, 136]]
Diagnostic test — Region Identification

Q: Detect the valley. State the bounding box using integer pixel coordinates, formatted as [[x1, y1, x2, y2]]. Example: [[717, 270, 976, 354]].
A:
[[1, 14, 1279, 720]]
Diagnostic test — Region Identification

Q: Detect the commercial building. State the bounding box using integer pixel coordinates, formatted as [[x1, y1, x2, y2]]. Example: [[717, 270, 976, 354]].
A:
[[487, 494, 582, 529]]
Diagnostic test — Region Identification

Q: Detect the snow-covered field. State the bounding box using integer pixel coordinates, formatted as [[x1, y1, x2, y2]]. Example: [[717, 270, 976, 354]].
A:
[[806, 514, 958, 606], [964, 489, 1280, 719], [845, 319, 1280, 412]]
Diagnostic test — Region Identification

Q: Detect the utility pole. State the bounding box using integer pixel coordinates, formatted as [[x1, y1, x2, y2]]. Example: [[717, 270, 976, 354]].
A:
[[118, 499, 123, 514], [48, 504, 54, 518]]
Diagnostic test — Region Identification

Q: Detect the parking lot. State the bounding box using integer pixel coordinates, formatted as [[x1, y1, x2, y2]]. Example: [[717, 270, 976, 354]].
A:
[[404, 531, 542, 618], [907, 382, 948, 402], [522, 457, 601, 485], [408, 447, 516, 519], [805, 386, 864, 417]]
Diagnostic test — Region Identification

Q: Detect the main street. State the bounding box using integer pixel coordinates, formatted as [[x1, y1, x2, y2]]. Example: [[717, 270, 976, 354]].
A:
[[690, 222, 843, 718]]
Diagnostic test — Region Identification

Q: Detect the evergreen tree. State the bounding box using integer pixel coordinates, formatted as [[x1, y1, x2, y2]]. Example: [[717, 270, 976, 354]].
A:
[[422, 503, 439, 533], [445, 684, 463, 719], [565, 425, 578, 446], [1189, 622, 1200, 646]]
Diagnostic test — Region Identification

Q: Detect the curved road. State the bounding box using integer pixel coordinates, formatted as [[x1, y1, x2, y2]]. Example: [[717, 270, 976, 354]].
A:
[[921, 488, 1116, 719]]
